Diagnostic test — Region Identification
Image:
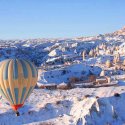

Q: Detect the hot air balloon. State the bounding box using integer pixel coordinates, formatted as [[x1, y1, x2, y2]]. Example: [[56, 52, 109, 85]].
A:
[[0, 59, 38, 116]]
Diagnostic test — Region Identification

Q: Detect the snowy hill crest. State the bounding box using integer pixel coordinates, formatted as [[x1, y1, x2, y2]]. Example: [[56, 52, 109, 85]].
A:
[[113, 26, 125, 36]]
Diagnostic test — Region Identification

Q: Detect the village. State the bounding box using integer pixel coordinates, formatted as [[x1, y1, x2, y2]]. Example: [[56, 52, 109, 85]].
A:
[[37, 40, 125, 90]]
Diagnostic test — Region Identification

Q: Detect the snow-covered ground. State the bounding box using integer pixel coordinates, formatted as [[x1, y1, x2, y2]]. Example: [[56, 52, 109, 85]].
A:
[[0, 86, 125, 125], [38, 64, 102, 84]]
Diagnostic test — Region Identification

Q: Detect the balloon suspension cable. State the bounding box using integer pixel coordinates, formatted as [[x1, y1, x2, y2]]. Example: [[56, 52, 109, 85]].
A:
[[15, 110, 20, 116]]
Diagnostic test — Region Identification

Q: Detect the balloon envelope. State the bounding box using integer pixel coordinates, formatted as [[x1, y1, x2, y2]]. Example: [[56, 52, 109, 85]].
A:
[[0, 59, 38, 111]]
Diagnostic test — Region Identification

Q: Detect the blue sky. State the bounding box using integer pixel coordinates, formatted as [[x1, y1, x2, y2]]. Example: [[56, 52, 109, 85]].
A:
[[0, 0, 125, 39]]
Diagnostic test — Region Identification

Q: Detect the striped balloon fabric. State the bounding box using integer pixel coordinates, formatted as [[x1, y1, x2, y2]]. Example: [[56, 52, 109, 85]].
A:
[[0, 59, 38, 111]]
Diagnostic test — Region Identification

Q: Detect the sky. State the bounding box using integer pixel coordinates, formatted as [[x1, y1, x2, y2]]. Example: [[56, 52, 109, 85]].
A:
[[0, 0, 125, 39]]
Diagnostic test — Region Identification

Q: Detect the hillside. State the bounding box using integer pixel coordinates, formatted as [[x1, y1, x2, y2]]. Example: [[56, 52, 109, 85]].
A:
[[0, 27, 125, 125]]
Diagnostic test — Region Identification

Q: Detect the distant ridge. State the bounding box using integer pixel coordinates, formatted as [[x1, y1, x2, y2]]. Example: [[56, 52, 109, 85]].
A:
[[113, 26, 125, 36]]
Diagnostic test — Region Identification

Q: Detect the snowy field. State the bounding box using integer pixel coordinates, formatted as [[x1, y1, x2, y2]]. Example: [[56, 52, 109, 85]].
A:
[[0, 86, 125, 125]]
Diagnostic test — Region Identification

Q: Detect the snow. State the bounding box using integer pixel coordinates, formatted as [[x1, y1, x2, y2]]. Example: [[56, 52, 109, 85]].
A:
[[38, 64, 102, 84], [48, 49, 60, 57], [0, 86, 125, 125], [0, 27, 125, 124]]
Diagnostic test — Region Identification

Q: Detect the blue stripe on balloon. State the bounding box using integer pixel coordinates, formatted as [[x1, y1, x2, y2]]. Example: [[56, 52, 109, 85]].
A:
[[7, 88, 14, 104], [25, 86, 33, 100], [3, 60, 10, 80], [14, 88, 18, 104], [36, 68, 38, 77], [27, 61, 36, 77], [13, 59, 18, 79], [19, 59, 28, 78], [20, 87, 26, 104]]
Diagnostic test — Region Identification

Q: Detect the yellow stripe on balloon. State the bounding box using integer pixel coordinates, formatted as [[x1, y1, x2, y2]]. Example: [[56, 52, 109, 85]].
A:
[[16, 59, 23, 104], [0, 60, 10, 103], [8, 60, 16, 104], [3, 60, 13, 104]]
